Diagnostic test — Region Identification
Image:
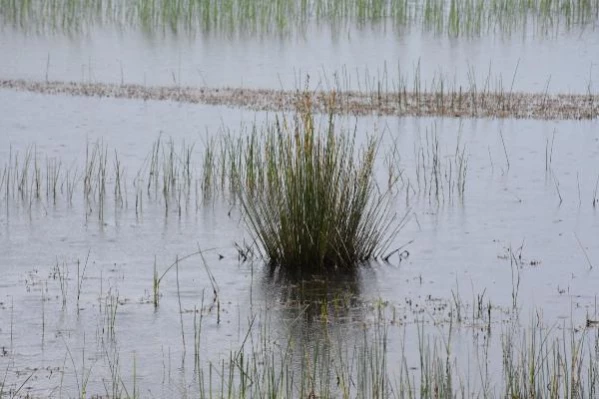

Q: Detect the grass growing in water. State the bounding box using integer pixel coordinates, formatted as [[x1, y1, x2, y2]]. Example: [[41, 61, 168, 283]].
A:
[[1, 0, 597, 37], [236, 96, 400, 275]]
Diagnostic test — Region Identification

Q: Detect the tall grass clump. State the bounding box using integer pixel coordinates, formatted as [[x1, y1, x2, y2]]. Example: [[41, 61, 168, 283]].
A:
[[236, 95, 400, 275]]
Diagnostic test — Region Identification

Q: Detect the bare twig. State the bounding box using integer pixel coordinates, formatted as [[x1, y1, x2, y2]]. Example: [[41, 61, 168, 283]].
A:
[[552, 172, 563, 206], [499, 130, 510, 171], [575, 232, 594, 270]]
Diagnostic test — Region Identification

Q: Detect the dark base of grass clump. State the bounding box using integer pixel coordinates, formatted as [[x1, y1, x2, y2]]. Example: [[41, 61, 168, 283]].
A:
[[263, 263, 363, 318], [236, 94, 400, 276]]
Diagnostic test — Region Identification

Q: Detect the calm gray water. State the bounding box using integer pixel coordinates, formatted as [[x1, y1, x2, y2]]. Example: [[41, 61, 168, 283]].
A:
[[0, 88, 598, 396], [1, 14, 598, 396], [1, 25, 598, 94]]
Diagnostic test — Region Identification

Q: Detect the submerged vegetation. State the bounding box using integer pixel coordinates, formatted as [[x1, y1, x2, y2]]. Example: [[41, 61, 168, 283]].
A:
[[1, 0, 598, 37]]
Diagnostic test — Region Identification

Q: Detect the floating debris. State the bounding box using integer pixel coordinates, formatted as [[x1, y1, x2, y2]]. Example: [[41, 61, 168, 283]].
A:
[[1, 78, 597, 120], [587, 318, 599, 328]]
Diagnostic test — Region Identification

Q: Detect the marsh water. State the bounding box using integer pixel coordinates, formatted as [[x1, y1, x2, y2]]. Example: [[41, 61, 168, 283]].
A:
[[1, 5, 599, 398], [1, 24, 599, 93]]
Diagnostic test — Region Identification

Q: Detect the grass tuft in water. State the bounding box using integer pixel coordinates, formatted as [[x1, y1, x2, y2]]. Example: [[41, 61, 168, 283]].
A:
[[236, 96, 400, 275]]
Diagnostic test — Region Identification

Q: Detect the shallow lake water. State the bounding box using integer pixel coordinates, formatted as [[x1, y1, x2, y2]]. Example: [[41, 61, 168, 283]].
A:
[[1, 4, 599, 397], [1, 24, 598, 94], [0, 88, 598, 396]]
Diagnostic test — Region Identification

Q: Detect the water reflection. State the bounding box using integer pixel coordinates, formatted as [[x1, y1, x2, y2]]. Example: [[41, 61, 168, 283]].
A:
[[244, 263, 387, 397], [261, 265, 364, 320], [256, 263, 377, 354]]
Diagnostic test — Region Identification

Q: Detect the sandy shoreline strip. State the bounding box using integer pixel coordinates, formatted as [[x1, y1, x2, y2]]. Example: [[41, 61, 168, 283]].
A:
[[1, 78, 597, 120]]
